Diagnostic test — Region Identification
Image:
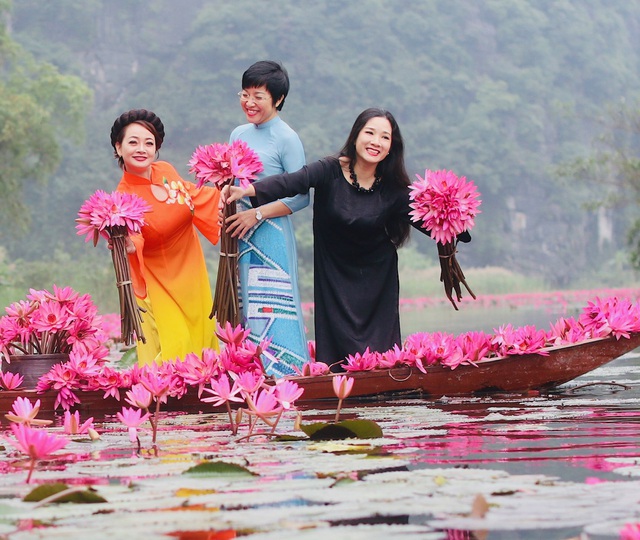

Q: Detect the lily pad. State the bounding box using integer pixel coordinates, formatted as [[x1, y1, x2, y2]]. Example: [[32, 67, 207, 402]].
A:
[[116, 346, 138, 368], [182, 461, 257, 477], [23, 483, 107, 504], [301, 419, 383, 440]]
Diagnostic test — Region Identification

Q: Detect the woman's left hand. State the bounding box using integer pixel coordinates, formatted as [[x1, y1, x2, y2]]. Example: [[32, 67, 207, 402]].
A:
[[224, 208, 261, 239]]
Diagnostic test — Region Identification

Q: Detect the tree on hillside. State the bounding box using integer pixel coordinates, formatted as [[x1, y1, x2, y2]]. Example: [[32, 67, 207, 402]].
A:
[[557, 99, 640, 271], [0, 2, 91, 237]]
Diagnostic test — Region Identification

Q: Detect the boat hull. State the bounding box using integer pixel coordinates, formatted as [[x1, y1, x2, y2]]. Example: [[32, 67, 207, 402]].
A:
[[3, 333, 639, 418]]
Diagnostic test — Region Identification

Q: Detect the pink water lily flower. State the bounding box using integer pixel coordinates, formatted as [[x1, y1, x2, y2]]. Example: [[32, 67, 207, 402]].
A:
[[409, 169, 481, 245], [8, 423, 68, 483], [138, 369, 172, 404], [5, 397, 52, 427], [228, 139, 264, 187], [332, 375, 355, 400], [63, 410, 95, 435], [201, 376, 244, 407], [116, 406, 151, 443], [378, 344, 406, 369], [547, 316, 588, 346], [188, 143, 234, 188], [620, 522, 640, 540], [343, 348, 378, 372], [188, 140, 263, 189], [579, 296, 640, 340], [296, 359, 330, 377], [215, 321, 251, 346], [0, 371, 24, 390], [125, 383, 153, 409], [332, 375, 355, 422], [455, 331, 493, 366], [246, 388, 281, 419], [173, 351, 218, 397], [231, 370, 265, 397], [76, 190, 151, 242], [274, 379, 304, 410], [492, 324, 549, 357]]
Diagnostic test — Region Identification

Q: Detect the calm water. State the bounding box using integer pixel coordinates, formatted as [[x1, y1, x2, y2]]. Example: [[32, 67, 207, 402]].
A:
[[3, 303, 639, 539]]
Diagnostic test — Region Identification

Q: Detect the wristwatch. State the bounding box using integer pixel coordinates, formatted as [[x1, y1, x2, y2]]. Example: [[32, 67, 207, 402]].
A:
[[255, 209, 263, 222]]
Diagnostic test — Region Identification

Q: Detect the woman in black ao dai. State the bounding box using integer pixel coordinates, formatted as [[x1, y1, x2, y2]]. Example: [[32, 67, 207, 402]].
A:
[[223, 108, 470, 369]]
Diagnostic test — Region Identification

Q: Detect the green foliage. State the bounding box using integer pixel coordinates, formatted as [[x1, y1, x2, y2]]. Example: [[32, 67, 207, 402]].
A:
[[0, 6, 91, 236], [23, 483, 107, 504], [300, 419, 384, 441], [183, 461, 257, 477], [4, 0, 640, 296]]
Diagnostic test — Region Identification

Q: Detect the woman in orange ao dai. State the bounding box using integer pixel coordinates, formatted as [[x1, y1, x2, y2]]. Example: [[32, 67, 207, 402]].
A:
[[111, 109, 221, 365]]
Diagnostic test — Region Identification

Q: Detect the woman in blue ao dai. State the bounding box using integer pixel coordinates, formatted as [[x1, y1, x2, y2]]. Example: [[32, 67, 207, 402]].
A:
[[228, 61, 309, 377]]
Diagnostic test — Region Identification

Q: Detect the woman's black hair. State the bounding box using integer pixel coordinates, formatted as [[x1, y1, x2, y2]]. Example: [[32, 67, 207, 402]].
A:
[[110, 109, 165, 167], [242, 60, 290, 111], [338, 108, 412, 246]]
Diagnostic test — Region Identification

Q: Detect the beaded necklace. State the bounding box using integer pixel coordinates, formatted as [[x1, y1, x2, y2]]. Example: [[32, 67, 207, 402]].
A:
[[349, 163, 382, 193]]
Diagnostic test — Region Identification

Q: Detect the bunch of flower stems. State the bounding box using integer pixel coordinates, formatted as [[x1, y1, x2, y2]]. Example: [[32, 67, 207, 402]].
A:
[[212, 194, 240, 326], [110, 226, 146, 345], [437, 240, 476, 311]]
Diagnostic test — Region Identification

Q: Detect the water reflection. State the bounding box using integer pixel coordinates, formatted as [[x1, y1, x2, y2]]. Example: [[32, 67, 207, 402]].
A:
[[382, 352, 640, 485]]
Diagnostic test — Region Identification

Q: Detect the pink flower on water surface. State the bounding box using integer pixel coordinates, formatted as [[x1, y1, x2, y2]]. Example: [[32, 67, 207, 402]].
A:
[[409, 169, 481, 245], [245, 388, 281, 419], [173, 350, 222, 396], [620, 522, 640, 540], [8, 423, 68, 483], [274, 379, 304, 410], [0, 371, 24, 390], [201, 376, 244, 408], [5, 397, 52, 427], [138, 368, 173, 404], [231, 370, 265, 396], [116, 407, 151, 443], [332, 375, 355, 400], [63, 410, 97, 438], [125, 383, 153, 410], [332, 375, 354, 423]]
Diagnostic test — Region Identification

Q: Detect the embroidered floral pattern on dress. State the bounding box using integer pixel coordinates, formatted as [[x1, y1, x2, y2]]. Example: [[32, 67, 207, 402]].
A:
[[161, 178, 194, 212]]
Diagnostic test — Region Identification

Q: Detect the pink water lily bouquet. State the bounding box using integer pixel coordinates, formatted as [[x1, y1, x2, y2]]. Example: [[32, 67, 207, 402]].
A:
[[0, 286, 106, 362], [188, 139, 264, 326], [188, 139, 263, 189], [409, 169, 481, 245], [76, 190, 151, 345], [409, 169, 481, 310]]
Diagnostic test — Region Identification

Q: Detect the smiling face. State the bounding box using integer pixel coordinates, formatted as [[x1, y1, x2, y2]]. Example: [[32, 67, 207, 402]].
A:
[[354, 116, 392, 167], [115, 123, 157, 178], [239, 85, 282, 125]]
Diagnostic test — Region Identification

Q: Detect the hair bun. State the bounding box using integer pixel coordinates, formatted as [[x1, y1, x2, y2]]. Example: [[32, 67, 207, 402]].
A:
[[110, 109, 165, 150]]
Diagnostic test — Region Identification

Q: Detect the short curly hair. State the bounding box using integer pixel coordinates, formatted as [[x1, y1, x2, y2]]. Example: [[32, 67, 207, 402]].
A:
[[110, 109, 165, 167]]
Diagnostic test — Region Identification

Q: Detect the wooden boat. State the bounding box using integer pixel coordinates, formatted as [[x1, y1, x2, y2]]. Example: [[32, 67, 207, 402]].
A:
[[3, 333, 639, 418]]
